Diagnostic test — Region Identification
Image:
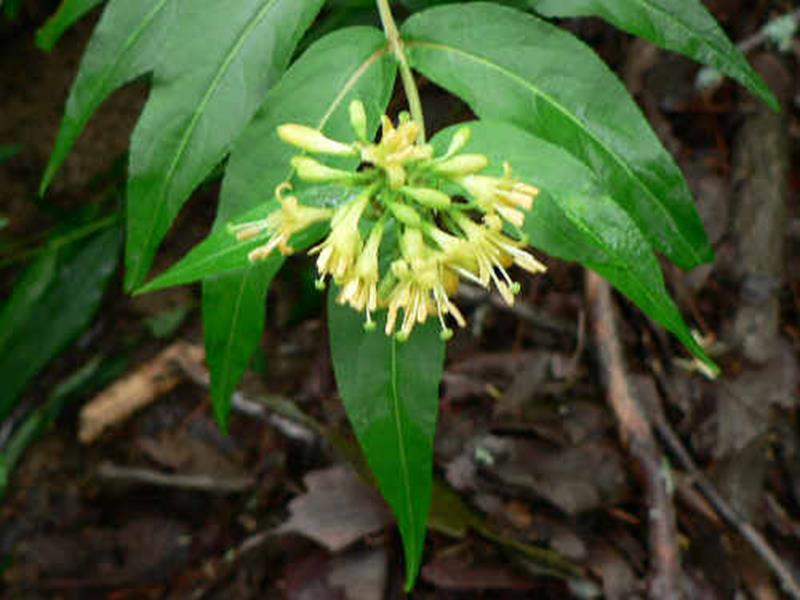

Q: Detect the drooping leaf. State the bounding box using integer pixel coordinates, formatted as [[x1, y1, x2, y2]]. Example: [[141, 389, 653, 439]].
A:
[[36, 0, 107, 51], [0, 225, 121, 418], [201, 266, 277, 428], [40, 0, 178, 194], [431, 120, 715, 371], [202, 26, 396, 427], [123, 0, 325, 290], [328, 290, 445, 590], [527, 0, 777, 110], [403, 2, 712, 269]]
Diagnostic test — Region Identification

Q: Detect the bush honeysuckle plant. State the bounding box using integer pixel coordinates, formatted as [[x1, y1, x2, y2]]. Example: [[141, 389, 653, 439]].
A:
[[42, 0, 776, 588]]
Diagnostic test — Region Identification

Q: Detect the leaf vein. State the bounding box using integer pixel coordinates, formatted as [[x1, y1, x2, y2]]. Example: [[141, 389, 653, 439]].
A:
[[406, 39, 703, 264]]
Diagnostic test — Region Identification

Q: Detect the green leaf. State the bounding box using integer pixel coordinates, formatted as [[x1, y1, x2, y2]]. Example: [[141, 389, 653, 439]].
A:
[[202, 265, 277, 428], [40, 0, 177, 194], [1, 356, 103, 498], [0, 225, 121, 418], [123, 0, 325, 291], [328, 290, 445, 589], [433, 120, 715, 371], [36, 0, 107, 51], [217, 26, 394, 222], [137, 186, 349, 293], [202, 25, 396, 427], [403, 2, 712, 269], [527, 0, 778, 110]]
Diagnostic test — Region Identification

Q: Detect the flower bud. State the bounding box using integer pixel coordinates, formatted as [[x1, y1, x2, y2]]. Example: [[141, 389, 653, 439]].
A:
[[291, 156, 357, 183], [445, 126, 471, 156], [278, 124, 355, 156], [387, 201, 422, 227], [430, 154, 489, 177], [401, 186, 451, 210], [349, 100, 368, 141]]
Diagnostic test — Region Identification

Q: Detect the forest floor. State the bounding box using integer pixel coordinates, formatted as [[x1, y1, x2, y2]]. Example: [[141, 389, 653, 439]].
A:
[[1, 1, 799, 599]]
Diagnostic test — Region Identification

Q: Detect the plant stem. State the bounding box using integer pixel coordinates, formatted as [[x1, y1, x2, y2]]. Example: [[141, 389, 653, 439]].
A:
[[376, 0, 426, 141]]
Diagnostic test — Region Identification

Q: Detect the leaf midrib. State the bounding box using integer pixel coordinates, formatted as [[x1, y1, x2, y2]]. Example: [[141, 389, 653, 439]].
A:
[[627, 0, 760, 92], [131, 0, 281, 285], [43, 0, 171, 193], [249, 44, 390, 212], [388, 337, 417, 576], [216, 267, 252, 404], [406, 38, 703, 265]]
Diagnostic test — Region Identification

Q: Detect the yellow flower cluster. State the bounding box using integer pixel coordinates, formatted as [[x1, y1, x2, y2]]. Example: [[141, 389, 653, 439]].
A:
[[232, 101, 546, 341]]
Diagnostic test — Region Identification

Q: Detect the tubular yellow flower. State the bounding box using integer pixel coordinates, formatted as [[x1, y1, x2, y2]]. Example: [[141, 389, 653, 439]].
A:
[[444, 126, 471, 157], [384, 229, 465, 341], [277, 124, 356, 156], [359, 115, 434, 188], [291, 156, 359, 184], [262, 99, 551, 341], [349, 99, 368, 141], [400, 186, 452, 210], [232, 183, 333, 262], [457, 162, 539, 228], [453, 213, 546, 305], [425, 224, 481, 284], [337, 221, 384, 329], [428, 154, 489, 178], [309, 189, 372, 283]]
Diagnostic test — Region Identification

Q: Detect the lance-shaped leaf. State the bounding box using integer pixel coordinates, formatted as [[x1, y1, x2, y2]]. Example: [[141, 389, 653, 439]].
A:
[[202, 26, 395, 427], [328, 291, 445, 590], [136, 186, 353, 293], [202, 265, 278, 428], [36, 0, 107, 51], [527, 0, 777, 110], [403, 2, 712, 269], [40, 0, 177, 194], [0, 225, 121, 418], [123, 0, 325, 290], [432, 120, 715, 372]]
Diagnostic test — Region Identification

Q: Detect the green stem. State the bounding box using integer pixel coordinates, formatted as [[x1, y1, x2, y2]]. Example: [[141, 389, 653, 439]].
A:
[[0, 213, 119, 268], [376, 0, 426, 142]]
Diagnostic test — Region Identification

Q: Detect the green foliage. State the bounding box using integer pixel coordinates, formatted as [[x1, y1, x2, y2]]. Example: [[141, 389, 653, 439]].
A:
[[328, 291, 444, 590], [528, 0, 778, 110], [403, 2, 711, 269], [202, 26, 397, 424], [36, 0, 107, 50], [124, 0, 326, 290], [0, 355, 125, 498], [40, 0, 775, 589], [438, 121, 715, 371], [0, 225, 120, 418], [40, 0, 177, 194]]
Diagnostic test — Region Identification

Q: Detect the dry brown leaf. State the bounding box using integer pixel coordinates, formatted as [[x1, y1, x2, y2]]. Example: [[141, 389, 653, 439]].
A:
[[276, 464, 392, 552]]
